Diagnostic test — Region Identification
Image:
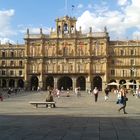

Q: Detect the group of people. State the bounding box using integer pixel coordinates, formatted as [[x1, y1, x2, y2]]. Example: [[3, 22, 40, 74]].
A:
[[92, 86, 129, 114]]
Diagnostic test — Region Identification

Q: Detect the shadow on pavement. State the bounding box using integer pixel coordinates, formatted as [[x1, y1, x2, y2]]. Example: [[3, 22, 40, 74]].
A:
[[0, 115, 139, 140]]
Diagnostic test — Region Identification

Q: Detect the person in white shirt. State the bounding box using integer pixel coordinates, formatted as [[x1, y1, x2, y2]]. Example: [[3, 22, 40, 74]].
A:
[[93, 87, 99, 102]]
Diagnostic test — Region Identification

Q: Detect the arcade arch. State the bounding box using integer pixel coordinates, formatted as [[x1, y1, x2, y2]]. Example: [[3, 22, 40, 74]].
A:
[[57, 76, 72, 90], [76, 76, 86, 90]]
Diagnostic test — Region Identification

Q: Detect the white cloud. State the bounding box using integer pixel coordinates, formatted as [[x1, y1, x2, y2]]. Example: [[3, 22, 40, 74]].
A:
[[0, 37, 15, 44], [132, 31, 140, 40], [87, 4, 93, 9], [76, 0, 140, 40], [0, 9, 16, 43], [0, 9, 16, 37], [77, 4, 83, 9], [118, 0, 128, 6]]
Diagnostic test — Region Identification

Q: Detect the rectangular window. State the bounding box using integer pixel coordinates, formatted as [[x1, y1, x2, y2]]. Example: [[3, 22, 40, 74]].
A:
[[70, 65, 73, 71], [122, 70, 125, 77], [2, 61, 5, 66], [2, 70, 6, 75], [130, 59, 135, 65], [11, 51, 14, 57], [120, 50, 124, 55], [10, 61, 14, 66], [2, 52, 5, 57], [130, 69, 134, 77], [19, 70, 22, 75], [10, 70, 14, 75], [111, 69, 115, 76], [130, 49, 135, 55], [19, 61, 23, 66], [111, 60, 115, 65]]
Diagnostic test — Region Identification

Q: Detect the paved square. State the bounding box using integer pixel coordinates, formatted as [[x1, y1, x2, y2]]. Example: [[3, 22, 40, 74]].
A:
[[0, 91, 140, 140]]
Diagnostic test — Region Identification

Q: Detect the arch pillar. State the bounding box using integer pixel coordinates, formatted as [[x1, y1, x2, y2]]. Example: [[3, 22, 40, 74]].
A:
[[15, 79, 18, 88], [24, 59, 28, 90], [86, 76, 91, 91], [39, 76, 43, 90], [54, 77, 58, 89], [6, 79, 9, 88], [102, 81, 107, 91], [72, 77, 76, 91], [126, 80, 130, 89]]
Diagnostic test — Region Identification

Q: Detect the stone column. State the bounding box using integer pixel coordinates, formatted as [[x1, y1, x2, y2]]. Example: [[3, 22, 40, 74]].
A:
[[102, 81, 107, 91], [15, 79, 18, 88], [24, 59, 29, 90], [86, 76, 91, 91], [72, 77, 76, 91], [38, 59, 43, 90], [54, 77, 57, 89]]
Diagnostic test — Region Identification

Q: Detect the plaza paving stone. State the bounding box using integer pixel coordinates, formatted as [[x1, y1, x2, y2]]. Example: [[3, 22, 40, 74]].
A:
[[0, 91, 140, 140]]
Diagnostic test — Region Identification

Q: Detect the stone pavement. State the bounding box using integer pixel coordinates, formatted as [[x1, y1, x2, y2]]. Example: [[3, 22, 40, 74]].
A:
[[0, 91, 140, 140]]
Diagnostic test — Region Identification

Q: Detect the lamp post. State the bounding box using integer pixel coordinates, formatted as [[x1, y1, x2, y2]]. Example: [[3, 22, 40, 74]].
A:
[[130, 66, 136, 90]]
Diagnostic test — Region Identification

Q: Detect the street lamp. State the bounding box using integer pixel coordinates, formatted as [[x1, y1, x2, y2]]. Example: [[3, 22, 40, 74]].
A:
[[130, 66, 136, 90]]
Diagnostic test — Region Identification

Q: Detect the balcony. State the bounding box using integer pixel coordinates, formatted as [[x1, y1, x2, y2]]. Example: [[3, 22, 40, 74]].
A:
[[0, 65, 24, 69], [44, 70, 88, 75], [28, 70, 41, 75]]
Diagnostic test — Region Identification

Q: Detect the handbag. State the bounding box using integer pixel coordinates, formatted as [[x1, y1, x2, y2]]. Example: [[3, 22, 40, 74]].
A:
[[125, 97, 128, 101]]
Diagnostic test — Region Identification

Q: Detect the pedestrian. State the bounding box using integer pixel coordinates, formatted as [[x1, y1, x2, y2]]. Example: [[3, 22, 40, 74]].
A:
[[104, 86, 110, 101], [75, 87, 78, 96], [46, 91, 54, 102], [56, 88, 60, 98], [66, 88, 70, 97], [118, 86, 128, 114], [0, 92, 3, 101], [93, 87, 99, 102], [45, 90, 55, 108], [7, 88, 11, 97]]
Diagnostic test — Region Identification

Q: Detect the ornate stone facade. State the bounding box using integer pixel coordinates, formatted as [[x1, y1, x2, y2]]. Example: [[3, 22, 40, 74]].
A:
[[0, 43, 25, 89], [0, 16, 140, 91]]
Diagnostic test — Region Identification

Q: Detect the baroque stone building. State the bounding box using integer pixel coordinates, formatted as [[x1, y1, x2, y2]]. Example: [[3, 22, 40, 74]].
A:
[[0, 15, 140, 91], [0, 43, 25, 89]]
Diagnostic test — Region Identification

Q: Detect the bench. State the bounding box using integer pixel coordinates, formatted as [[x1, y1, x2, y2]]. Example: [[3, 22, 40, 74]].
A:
[[29, 101, 56, 108]]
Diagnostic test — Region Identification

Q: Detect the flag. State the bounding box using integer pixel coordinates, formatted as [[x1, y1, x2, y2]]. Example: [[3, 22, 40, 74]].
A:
[[72, 5, 75, 10]]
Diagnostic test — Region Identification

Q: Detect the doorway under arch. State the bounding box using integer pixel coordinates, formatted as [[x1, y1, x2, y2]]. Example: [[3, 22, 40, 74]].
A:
[[30, 76, 39, 90], [46, 76, 54, 90], [130, 79, 136, 89], [109, 79, 117, 90], [9, 79, 15, 88], [2, 79, 6, 88], [58, 76, 72, 90], [76, 76, 86, 90], [93, 76, 102, 91], [17, 79, 24, 88], [119, 79, 126, 88]]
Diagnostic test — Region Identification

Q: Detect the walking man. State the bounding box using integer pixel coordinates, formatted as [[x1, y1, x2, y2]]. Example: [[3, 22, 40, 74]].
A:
[[93, 87, 99, 102]]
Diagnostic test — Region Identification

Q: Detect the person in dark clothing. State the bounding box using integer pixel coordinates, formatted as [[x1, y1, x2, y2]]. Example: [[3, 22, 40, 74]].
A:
[[93, 87, 99, 102], [45, 91, 55, 107], [118, 87, 128, 114], [0, 92, 3, 101]]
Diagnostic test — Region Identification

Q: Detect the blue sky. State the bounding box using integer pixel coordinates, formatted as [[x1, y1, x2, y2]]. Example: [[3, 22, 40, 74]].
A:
[[0, 0, 140, 44]]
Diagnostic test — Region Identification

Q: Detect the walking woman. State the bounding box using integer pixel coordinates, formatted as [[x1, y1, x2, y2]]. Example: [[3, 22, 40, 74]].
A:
[[118, 86, 128, 114]]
